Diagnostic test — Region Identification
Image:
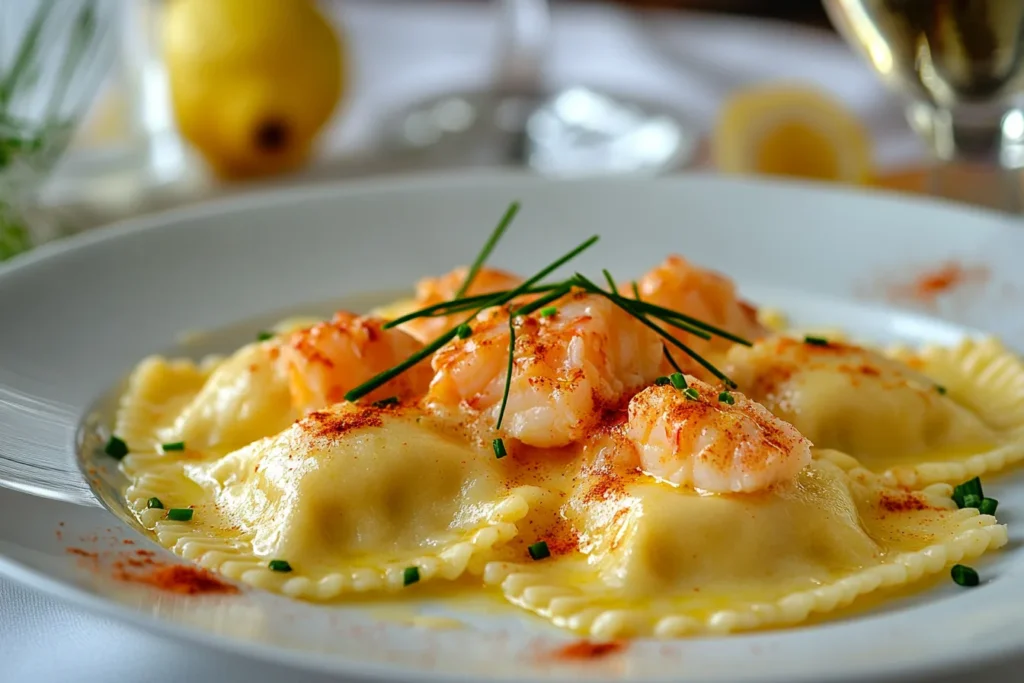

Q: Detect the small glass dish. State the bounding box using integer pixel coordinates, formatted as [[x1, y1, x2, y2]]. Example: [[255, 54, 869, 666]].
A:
[[0, 0, 116, 260]]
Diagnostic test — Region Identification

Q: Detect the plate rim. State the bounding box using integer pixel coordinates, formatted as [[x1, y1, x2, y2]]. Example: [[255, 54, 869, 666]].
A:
[[7, 170, 1021, 280]]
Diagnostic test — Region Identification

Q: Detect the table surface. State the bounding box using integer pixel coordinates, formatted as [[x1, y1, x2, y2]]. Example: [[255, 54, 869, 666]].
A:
[[2, 2, 1005, 682]]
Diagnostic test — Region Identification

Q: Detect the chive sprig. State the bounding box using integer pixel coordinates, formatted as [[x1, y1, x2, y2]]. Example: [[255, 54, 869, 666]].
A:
[[344, 202, 751, 433]]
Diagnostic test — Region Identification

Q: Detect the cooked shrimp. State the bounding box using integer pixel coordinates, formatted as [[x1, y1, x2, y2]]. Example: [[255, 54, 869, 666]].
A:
[[399, 266, 523, 343], [626, 377, 811, 493], [278, 312, 432, 414], [625, 255, 767, 378], [427, 290, 664, 448]]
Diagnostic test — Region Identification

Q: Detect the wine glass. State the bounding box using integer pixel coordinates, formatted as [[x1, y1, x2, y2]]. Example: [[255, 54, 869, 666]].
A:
[[824, 0, 1024, 213], [380, 0, 697, 177]]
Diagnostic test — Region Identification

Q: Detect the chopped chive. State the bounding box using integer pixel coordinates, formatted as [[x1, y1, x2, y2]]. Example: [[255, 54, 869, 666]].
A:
[[268, 559, 292, 572], [936, 384, 947, 395], [804, 335, 829, 346], [493, 438, 507, 459], [371, 396, 400, 408], [980, 497, 999, 516], [539, 306, 557, 318], [951, 564, 979, 587], [962, 493, 983, 510], [669, 372, 687, 389], [528, 541, 551, 561], [653, 376, 671, 386], [403, 566, 420, 586], [454, 202, 520, 299], [104, 436, 128, 459], [630, 280, 642, 300], [718, 391, 735, 405], [952, 477, 984, 509], [166, 508, 193, 522], [256, 330, 274, 342], [146, 497, 164, 510], [161, 441, 185, 452], [683, 387, 700, 401], [456, 323, 473, 339]]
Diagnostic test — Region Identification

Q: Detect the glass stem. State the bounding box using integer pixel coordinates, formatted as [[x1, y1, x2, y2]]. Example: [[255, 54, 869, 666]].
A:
[[919, 104, 1024, 214], [492, 0, 551, 97]]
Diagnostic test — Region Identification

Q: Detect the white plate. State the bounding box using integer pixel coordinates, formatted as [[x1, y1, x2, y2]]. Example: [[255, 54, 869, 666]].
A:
[[3, 173, 1024, 683]]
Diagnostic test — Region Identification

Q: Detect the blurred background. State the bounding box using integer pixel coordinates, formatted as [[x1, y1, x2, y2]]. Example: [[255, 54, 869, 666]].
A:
[[4, 0, 1024, 260]]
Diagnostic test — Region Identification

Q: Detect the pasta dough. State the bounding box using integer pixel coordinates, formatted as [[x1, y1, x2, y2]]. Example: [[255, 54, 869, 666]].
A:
[[122, 403, 528, 599], [724, 335, 1024, 485], [485, 455, 1006, 638]]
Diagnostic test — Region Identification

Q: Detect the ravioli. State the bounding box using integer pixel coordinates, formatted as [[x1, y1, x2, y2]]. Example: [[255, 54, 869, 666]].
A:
[[484, 455, 1006, 638], [122, 403, 528, 599], [724, 335, 1024, 486], [117, 341, 296, 460]]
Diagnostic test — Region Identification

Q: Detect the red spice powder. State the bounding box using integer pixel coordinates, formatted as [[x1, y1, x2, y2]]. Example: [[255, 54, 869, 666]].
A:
[[115, 563, 238, 595], [302, 406, 383, 440], [551, 640, 625, 661], [885, 261, 990, 305], [914, 263, 966, 299], [879, 491, 937, 513], [66, 548, 97, 559]]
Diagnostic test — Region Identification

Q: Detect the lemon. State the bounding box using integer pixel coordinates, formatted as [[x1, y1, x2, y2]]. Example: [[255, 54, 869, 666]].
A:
[[163, 0, 345, 179], [712, 84, 873, 185]]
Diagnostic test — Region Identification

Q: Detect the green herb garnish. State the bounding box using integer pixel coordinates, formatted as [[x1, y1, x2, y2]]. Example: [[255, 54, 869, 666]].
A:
[[381, 286, 555, 330], [953, 477, 984, 508], [268, 559, 292, 573], [662, 344, 684, 375], [718, 391, 735, 405], [951, 564, 979, 587], [371, 396, 400, 409], [980, 497, 999, 516], [256, 330, 274, 342], [570, 272, 738, 388], [346, 236, 599, 404], [146, 497, 163, 510], [104, 436, 128, 460], [344, 207, 760, 441], [403, 566, 420, 586], [454, 202, 520, 298], [528, 541, 551, 561], [962, 493, 983, 510], [161, 441, 185, 452], [804, 335, 829, 346], [683, 387, 700, 401], [602, 268, 619, 294], [653, 376, 671, 386], [166, 508, 193, 522], [936, 384, 947, 395]]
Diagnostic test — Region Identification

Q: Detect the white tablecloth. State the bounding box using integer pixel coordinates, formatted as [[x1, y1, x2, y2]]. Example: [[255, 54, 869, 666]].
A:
[[1, 2, 988, 681]]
